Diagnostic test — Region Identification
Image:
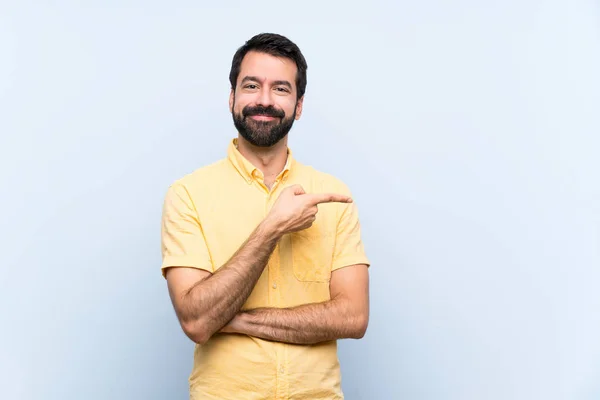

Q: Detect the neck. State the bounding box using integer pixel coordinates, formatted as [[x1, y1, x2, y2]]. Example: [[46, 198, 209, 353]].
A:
[[236, 135, 289, 180]]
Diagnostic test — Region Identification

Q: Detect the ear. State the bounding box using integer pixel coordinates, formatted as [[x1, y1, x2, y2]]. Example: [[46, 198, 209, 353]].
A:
[[229, 89, 234, 113], [295, 96, 304, 120]]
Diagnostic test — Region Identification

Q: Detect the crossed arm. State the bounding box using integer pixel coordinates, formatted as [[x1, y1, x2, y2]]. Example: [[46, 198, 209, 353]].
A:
[[164, 184, 370, 345], [220, 263, 369, 344], [167, 261, 369, 345]]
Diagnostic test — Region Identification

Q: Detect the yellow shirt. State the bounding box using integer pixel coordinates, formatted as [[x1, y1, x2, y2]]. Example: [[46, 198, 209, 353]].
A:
[[161, 138, 370, 400]]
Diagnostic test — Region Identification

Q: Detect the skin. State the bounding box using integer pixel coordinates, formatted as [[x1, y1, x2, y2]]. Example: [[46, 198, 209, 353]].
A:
[[219, 262, 370, 345], [229, 50, 303, 188], [165, 51, 370, 345]]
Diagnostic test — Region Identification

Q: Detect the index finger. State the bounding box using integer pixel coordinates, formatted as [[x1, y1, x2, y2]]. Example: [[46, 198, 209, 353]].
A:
[[306, 193, 353, 205]]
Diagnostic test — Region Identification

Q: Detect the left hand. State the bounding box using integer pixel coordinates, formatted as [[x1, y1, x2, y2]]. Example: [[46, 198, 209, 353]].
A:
[[220, 313, 244, 333]]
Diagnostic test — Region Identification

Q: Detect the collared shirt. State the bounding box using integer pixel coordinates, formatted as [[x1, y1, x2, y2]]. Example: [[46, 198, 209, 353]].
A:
[[160, 138, 370, 400]]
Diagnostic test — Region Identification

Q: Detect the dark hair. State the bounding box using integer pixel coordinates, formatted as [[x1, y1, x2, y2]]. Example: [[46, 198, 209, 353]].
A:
[[229, 33, 308, 100]]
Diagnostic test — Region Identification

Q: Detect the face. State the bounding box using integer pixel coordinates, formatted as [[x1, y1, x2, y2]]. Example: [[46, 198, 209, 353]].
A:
[[230, 51, 303, 147]]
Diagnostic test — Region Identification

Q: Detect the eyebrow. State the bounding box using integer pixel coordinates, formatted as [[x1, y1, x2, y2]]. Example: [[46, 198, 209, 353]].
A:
[[241, 76, 292, 89]]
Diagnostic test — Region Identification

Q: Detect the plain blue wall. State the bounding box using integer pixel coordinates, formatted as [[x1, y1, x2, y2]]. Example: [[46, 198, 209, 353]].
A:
[[1, 1, 599, 399]]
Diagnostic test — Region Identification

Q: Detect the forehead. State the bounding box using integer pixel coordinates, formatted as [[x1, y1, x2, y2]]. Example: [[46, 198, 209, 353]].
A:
[[237, 51, 297, 86]]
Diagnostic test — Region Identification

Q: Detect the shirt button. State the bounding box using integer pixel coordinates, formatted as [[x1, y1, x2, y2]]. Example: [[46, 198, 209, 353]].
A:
[[272, 283, 277, 289], [279, 366, 284, 374]]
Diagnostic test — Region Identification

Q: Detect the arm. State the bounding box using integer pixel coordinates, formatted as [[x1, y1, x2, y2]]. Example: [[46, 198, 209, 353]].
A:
[[221, 263, 369, 344], [163, 183, 353, 345], [166, 219, 281, 345]]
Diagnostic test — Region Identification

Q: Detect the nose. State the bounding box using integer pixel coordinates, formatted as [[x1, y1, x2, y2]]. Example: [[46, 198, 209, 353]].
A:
[[256, 86, 274, 107]]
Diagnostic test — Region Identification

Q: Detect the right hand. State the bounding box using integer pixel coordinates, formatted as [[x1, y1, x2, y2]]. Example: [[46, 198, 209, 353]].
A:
[[266, 184, 353, 235]]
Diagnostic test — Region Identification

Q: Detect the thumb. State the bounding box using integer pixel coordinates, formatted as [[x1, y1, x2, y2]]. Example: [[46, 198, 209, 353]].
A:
[[291, 184, 306, 196]]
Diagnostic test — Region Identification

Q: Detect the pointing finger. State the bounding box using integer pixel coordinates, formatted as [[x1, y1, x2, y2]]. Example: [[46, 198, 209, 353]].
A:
[[307, 193, 353, 205]]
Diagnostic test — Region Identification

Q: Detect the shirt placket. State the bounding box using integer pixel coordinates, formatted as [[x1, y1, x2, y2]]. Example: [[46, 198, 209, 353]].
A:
[[258, 178, 289, 400]]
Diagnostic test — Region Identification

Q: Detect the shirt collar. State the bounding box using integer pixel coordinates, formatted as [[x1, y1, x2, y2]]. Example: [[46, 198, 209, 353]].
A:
[[227, 138, 294, 184]]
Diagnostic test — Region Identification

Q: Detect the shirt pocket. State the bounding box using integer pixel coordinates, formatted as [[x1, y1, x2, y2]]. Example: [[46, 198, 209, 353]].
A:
[[290, 225, 335, 283]]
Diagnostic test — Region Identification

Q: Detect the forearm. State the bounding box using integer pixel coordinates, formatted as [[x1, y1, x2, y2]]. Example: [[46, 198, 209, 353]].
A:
[[230, 297, 368, 344], [181, 219, 281, 342]]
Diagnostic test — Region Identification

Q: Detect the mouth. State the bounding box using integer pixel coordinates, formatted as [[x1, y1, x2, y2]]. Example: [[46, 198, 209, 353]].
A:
[[249, 115, 278, 121]]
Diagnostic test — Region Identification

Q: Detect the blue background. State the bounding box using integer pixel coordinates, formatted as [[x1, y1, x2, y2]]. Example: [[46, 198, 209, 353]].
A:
[[1, 1, 599, 399]]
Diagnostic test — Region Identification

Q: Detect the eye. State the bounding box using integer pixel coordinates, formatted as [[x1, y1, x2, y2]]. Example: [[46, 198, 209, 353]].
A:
[[275, 87, 290, 93], [244, 84, 258, 90]]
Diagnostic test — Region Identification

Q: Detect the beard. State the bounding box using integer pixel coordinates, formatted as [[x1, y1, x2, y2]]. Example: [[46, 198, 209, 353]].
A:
[[232, 101, 296, 147]]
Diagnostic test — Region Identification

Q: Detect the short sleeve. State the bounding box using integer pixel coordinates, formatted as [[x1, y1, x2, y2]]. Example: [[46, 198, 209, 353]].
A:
[[160, 183, 213, 278], [331, 185, 370, 271]]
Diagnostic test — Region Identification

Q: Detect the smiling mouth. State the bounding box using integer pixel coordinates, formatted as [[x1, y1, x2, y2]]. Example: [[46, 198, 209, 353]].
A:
[[249, 115, 278, 121]]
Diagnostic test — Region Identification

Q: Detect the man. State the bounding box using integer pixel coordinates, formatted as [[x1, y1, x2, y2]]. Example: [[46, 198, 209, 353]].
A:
[[160, 32, 370, 399]]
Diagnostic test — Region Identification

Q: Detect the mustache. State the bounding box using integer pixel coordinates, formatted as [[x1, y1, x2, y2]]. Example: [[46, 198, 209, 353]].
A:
[[242, 105, 285, 119]]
